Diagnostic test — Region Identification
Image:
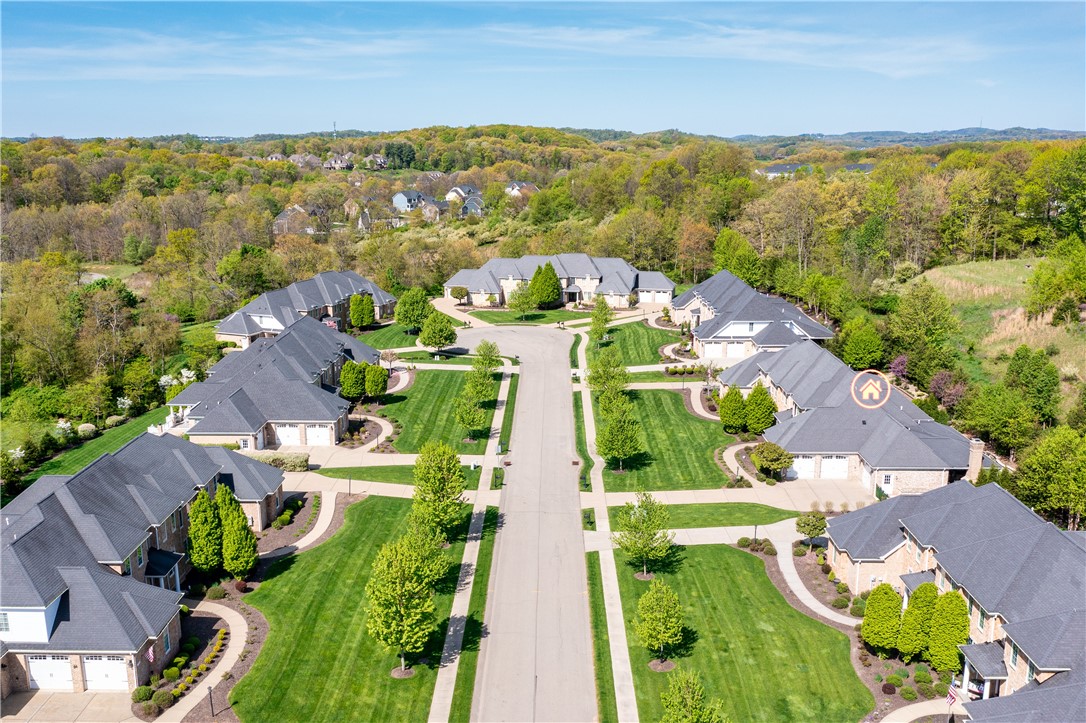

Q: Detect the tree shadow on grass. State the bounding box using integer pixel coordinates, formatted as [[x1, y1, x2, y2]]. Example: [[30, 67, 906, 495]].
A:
[[605, 450, 655, 473], [668, 625, 700, 660], [380, 393, 408, 406]]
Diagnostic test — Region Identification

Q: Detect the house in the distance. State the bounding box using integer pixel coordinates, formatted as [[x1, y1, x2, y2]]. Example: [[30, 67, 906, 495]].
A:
[[323, 154, 354, 171], [272, 204, 315, 235], [445, 184, 480, 202], [460, 195, 485, 218], [825, 482, 1085, 721], [392, 190, 432, 213], [670, 270, 833, 360], [362, 153, 387, 169], [288, 153, 321, 170], [215, 270, 396, 349], [755, 163, 812, 179], [505, 181, 539, 197], [443, 253, 674, 308]]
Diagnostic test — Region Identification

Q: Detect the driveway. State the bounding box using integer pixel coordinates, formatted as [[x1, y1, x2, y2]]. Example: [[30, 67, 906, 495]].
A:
[[0, 692, 137, 723], [459, 327, 597, 722]]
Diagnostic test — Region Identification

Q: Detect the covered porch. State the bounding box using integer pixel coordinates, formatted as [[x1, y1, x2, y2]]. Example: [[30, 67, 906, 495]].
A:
[[959, 642, 1008, 701], [144, 549, 183, 593]]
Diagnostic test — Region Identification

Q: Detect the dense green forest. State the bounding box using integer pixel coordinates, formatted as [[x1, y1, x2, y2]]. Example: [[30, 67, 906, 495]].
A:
[[1, 125, 1084, 518]]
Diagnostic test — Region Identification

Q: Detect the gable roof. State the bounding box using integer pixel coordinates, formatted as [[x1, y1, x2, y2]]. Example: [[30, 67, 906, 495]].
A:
[[442, 254, 674, 297]]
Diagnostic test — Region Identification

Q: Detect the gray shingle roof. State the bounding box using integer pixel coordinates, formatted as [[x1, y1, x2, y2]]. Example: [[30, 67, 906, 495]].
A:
[[1002, 609, 1086, 671], [636, 271, 675, 291], [204, 446, 284, 502], [899, 570, 935, 593], [964, 659, 1086, 722], [443, 254, 672, 297], [960, 642, 1010, 679]]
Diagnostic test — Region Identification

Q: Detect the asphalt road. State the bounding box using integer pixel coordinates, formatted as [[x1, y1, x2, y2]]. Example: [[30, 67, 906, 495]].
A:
[[459, 327, 597, 723]]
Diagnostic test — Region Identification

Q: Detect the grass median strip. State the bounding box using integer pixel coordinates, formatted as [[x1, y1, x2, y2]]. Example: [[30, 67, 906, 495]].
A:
[[317, 465, 482, 488], [586, 551, 619, 723], [498, 373, 519, 452], [573, 391, 594, 482], [608, 502, 798, 529]]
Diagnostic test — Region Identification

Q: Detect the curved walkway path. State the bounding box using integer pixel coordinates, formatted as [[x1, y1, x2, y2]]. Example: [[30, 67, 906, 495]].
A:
[[431, 295, 493, 327], [882, 698, 968, 722], [157, 601, 247, 722]]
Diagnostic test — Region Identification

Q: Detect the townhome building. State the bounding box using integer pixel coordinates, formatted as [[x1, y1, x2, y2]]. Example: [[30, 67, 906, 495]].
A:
[[825, 482, 1085, 721], [215, 270, 396, 349], [0, 434, 283, 698]]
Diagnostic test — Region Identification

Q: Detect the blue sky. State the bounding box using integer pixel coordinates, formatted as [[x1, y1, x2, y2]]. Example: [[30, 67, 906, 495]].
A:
[[2, 2, 1083, 138]]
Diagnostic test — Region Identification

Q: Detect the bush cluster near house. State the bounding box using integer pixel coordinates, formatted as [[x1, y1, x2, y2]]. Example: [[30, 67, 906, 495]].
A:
[[187, 485, 258, 580], [859, 582, 969, 673]]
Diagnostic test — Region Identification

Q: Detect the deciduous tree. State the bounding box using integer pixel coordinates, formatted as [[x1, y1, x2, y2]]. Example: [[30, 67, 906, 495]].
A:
[[749, 441, 793, 479], [411, 441, 467, 538], [365, 534, 438, 673], [794, 511, 827, 543], [613, 491, 674, 576], [394, 288, 433, 332], [589, 296, 614, 345], [419, 312, 457, 352], [596, 401, 643, 471], [839, 316, 885, 370], [506, 283, 537, 319], [661, 668, 725, 723], [365, 364, 389, 399], [339, 360, 367, 401], [635, 579, 685, 662], [588, 346, 628, 397], [1014, 426, 1086, 530]]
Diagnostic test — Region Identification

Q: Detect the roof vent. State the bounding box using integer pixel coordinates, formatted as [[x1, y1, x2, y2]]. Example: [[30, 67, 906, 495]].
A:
[[862, 420, 866, 426]]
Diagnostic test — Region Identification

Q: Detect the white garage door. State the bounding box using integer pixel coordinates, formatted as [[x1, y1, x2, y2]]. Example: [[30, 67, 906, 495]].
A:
[[821, 455, 849, 479], [789, 455, 815, 479], [28, 655, 72, 690], [726, 342, 746, 358], [275, 424, 301, 446], [639, 291, 654, 303], [83, 655, 128, 690], [704, 343, 724, 359], [656, 291, 671, 303], [305, 424, 333, 446]]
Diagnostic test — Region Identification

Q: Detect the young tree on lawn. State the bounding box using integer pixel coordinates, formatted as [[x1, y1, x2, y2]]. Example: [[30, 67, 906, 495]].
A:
[[589, 296, 614, 346], [588, 346, 629, 397], [449, 286, 468, 305], [596, 403, 643, 471], [598, 388, 633, 421], [187, 489, 222, 574], [454, 394, 487, 440], [840, 316, 885, 370], [474, 340, 501, 375], [217, 485, 257, 579], [394, 287, 433, 332], [861, 583, 903, 656], [661, 668, 725, 723], [380, 349, 399, 370], [928, 592, 970, 673], [897, 582, 939, 663], [635, 579, 685, 663], [744, 383, 777, 435], [718, 386, 746, 434], [419, 312, 457, 353], [365, 534, 438, 673], [528, 261, 562, 309], [365, 364, 389, 399], [411, 441, 467, 538], [613, 490, 674, 576], [794, 511, 827, 543], [339, 359, 367, 401], [506, 283, 537, 319], [403, 517, 452, 587], [465, 367, 494, 402], [749, 441, 793, 479]]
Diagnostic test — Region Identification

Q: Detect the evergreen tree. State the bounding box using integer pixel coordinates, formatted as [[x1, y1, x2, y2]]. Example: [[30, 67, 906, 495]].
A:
[[861, 583, 903, 656], [635, 579, 685, 662], [597, 401, 644, 471], [717, 386, 746, 434], [217, 485, 257, 579], [419, 312, 457, 352], [506, 284, 537, 319], [187, 489, 222, 574], [365, 534, 438, 672], [840, 316, 885, 369], [744, 383, 777, 435], [394, 287, 433, 332], [612, 491, 674, 576], [339, 359, 367, 400], [928, 592, 970, 673], [529, 261, 562, 308], [411, 441, 467, 538], [661, 668, 725, 723], [365, 363, 390, 399], [350, 293, 375, 328], [897, 582, 939, 663]]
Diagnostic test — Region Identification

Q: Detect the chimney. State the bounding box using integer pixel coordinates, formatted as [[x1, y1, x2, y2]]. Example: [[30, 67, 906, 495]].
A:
[[966, 438, 984, 481]]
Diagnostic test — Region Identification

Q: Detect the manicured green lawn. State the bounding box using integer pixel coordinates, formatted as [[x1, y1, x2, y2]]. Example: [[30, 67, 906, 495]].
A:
[[608, 503, 798, 529], [614, 545, 873, 722], [232, 497, 470, 722], [25, 407, 169, 482], [498, 373, 519, 452], [596, 390, 732, 492], [358, 322, 422, 350], [586, 552, 619, 723], [469, 309, 592, 325], [316, 465, 482, 488], [398, 351, 475, 365], [573, 392, 594, 479], [569, 333, 582, 368], [586, 321, 679, 367], [449, 507, 500, 723], [625, 371, 673, 383], [381, 370, 496, 454]]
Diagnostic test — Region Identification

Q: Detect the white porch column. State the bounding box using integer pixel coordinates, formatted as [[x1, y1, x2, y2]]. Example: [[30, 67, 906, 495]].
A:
[[961, 657, 972, 697], [174, 567, 181, 593], [982, 679, 991, 699]]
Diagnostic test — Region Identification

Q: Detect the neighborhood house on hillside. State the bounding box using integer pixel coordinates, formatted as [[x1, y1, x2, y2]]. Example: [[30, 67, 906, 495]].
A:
[[504, 181, 539, 197], [322, 154, 354, 171], [443, 253, 675, 308], [670, 269, 833, 359], [755, 163, 812, 179], [272, 203, 315, 236], [361, 153, 387, 169], [174, 315, 379, 448], [826, 483, 1085, 721], [718, 340, 984, 495], [392, 190, 449, 215], [445, 184, 479, 201], [215, 270, 396, 349], [0, 434, 284, 698]]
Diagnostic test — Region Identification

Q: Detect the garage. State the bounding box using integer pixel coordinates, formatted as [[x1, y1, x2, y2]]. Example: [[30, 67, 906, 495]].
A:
[[726, 342, 746, 358], [820, 455, 849, 479], [305, 424, 333, 446], [274, 423, 300, 446], [656, 291, 672, 303], [789, 455, 815, 479], [27, 654, 72, 690], [82, 655, 128, 690], [704, 342, 723, 359]]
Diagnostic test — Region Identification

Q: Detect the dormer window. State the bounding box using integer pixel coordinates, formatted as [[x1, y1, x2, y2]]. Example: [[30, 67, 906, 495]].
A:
[[0, 612, 9, 632]]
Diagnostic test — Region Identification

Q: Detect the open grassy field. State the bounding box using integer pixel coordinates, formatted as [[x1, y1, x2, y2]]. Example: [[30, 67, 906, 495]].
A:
[[586, 551, 619, 723], [596, 390, 732, 492], [449, 507, 500, 723], [381, 370, 496, 454], [316, 465, 482, 488], [609, 502, 798, 529], [469, 309, 592, 325], [498, 373, 520, 452], [586, 321, 679, 367], [84, 263, 142, 280], [231, 497, 469, 722], [614, 545, 873, 722], [359, 313, 464, 350], [25, 407, 169, 482]]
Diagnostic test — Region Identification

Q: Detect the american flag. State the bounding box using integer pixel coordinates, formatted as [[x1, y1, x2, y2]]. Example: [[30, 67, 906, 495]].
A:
[[946, 685, 957, 707], [145, 646, 155, 663]]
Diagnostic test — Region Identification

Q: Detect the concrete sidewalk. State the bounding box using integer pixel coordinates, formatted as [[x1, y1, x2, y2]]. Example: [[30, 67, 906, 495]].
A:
[[882, 699, 967, 722]]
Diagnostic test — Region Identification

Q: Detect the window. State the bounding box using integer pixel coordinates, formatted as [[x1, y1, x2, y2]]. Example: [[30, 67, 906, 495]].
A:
[[1011, 644, 1019, 667], [968, 598, 974, 616], [137, 545, 144, 567], [979, 610, 988, 631], [748, 322, 755, 332], [915, 545, 921, 564], [1027, 662, 1036, 682], [240, 438, 249, 450], [162, 628, 171, 654], [939, 573, 945, 591], [883, 474, 893, 486], [124, 557, 131, 575], [0, 612, 8, 632]]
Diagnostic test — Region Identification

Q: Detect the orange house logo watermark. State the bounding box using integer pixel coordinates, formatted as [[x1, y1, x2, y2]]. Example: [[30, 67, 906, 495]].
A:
[[850, 369, 892, 410]]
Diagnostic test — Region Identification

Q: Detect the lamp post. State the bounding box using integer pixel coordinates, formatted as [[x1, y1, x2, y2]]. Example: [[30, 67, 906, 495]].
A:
[[208, 686, 215, 717]]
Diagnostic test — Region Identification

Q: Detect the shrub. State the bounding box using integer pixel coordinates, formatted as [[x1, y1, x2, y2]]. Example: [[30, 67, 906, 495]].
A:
[[934, 682, 949, 696], [185, 675, 195, 685], [861, 590, 871, 600], [181, 643, 195, 654], [917, 682, 936, 699], [821, 563, 832, 574], [141, 701, 159, 717], [247, 451, 309, 471], [217, 629, 227, 640], [177, 682, 187, 692], [762, 543, 777, 556], [150, 673, 160, 687], [172, 689, 182, 699], [214, 641, 222, 652], [886, 675, 903, 687], [234, 580, 247, 592], [816, 554, 826, 566], [206, 585, 226, 600], [77, 423, 98, 439], [171, 656, 187, 669], [900, 686, 917, 701], [914, 669, 933, 685], [737, 536, 751, 548], [939, 671, 953, 685], [185, 636, 200, 647], [793, 546, 807, 557], [836, 582, 849, 594], [748, 538, 763, 551], [273, 512, 292, 529], [104, 415, 126, 428], [895, 667, 909, 679], [163, 667, 180, 682], [199, 664, 207, 672], [832, 596, 850, 609], [916, 663, 930, 673], [828, 570, 836, 582], [851, 599, 867, 618], [152, 690, 174, 709], [132, 685, 153, 703], [881, 682, 896, 694]]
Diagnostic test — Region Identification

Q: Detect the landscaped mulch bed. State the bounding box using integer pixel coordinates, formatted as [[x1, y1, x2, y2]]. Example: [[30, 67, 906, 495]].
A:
[[131, 611, 225, 721], [339, 417, 380, 448], [180, 491, 369, 723], [254, 492, 318, 555], [389, 369, 415, 394]]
